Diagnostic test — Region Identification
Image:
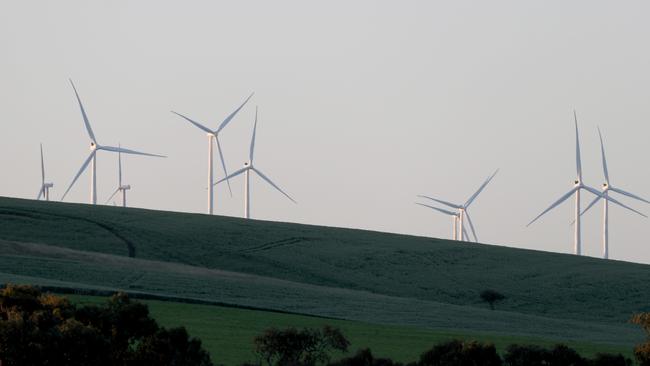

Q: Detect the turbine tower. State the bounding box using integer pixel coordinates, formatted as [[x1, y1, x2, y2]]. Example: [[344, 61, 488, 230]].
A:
[[527, 112, 631, 255], [37, 144, 54, 201], [62, 80, 165, 204], [415, 202, 471, 241], [171, 92, 254, 215], [106, 146, 131, 207], [418, 169, 499, 242], [578, 127, 648, 259], [214, 107, 296, 219]]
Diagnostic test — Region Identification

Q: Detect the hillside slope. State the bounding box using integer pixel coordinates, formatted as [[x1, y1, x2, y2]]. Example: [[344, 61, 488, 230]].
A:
[[0, 196, 647, 345]]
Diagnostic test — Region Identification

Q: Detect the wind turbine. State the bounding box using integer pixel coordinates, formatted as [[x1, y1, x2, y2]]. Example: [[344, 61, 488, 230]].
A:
[[61, 80, 165, 204], [418, 169, 499, 242], [415, 202, 471, 241], [578, 127, 648, 259], [527, 112, 633, 255], [171, 92, 254, 215], [37, 144, 54, 201], [105, 146, 131, 207], [214, 107, 296, 219]]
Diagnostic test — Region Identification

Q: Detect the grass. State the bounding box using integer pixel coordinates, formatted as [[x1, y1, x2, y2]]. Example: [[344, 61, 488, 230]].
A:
[[0, 196, 647, 358], [69, 294, 634, 365]]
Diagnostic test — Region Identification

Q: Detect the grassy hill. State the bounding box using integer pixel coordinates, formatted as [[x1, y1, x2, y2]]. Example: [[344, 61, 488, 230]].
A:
[[0, 196, 648, 355]]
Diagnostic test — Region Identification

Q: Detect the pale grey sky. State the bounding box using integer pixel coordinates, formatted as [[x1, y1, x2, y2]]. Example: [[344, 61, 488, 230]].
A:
[[1, 1, 649, 263]]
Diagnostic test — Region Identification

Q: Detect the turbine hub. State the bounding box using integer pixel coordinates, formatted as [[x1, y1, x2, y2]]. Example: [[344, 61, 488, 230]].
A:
[[574, 180, 580, 186], [90, 142, 97, 150]]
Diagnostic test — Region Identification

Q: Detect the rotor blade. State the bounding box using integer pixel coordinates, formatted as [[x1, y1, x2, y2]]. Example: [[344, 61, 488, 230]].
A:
[[69, 79, 97, 143], [465, 169, 499, 208], [464, 210, 479, 242], [609, 186, 650, 204], [604, 193, 648, 218], [37, 187, 43, 200], [214, 167, 247, 186], [216, 92, 255, 133], [597, 127, 609, 184], [105, 187, 120, 204], [100, 145, 166, 158], [417, 195, 461, 209], [579, 194, 603, 217], [171, 111, 214, 134], [250, 106, 258, 163], [574, 110, 582, 181], [118, 144, 122, 187], [527, 187, 578, 227], [415, 202, 458, 216], [61, 152, 95, 200], [40, 143, 45, 185], [462, 226, 471, 242], [252, 167, 297, 204], [215, 136, 232, 196]]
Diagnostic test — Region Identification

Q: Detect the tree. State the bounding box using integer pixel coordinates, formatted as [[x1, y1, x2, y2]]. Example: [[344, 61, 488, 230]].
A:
[[631, 313, 650, 365], [0, 284, 213, 366], [328, 348, 414, 366], [480, 290, 505, 310], [418, 339, 502, 366], [254, 325, 350, 366]]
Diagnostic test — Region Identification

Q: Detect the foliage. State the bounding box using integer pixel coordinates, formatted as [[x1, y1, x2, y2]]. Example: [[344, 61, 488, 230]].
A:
[[253, 325, 350, 366], [418, 339, 502, 366], [0, 284, 212, 366], [328, 348, 414, 366], [632, 312, 650, 365], [480, 290, 506, 310]]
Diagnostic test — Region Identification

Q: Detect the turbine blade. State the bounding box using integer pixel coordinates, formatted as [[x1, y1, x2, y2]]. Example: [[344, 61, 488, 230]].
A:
[[610, 187, 650, 204], [250, 106, 258, 163], [574, 110, 582, 181], [579, 195, 602, 217], [464, 169, 499, 208], [118, 143, 122, 187], [37, 187, 43, 200], [462, 226, 470, 242], [464, 210, 479, 242], [105, 187, 120, 204], [605, 193, 648, 218], [100, 145, 166, 158], [69, 79, 97, 143], [597, 127, 609, 184], [252, 167, 296, 204], [216, 92, 254, 133], [214, 167, 247, 186], [61, 152, 95, 200], [527, 187, 578, 227], [40, 143, 45, 185], [215, 136, 232, 196], [417, 195, 461, 209], [171, 111, 214, 134], [415, 202, 458, 216]]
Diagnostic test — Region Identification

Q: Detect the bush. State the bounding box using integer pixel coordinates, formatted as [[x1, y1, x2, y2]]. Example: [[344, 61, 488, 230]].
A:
[[419, 339, 502, 366], [0, 284, 213, 366], [329, 348, 414, 366]]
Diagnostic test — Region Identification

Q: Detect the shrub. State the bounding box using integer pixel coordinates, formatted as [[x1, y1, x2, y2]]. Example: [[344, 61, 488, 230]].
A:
[[419, 339, 502, 366]]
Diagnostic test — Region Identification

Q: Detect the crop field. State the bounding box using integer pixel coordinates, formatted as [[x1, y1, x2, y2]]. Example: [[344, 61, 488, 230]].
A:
[[0, 196, 648, 357], [69, 295, 633, 365]]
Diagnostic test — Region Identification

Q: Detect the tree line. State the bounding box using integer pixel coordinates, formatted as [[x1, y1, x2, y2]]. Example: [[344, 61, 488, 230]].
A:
[[1, 285, 650, 366]]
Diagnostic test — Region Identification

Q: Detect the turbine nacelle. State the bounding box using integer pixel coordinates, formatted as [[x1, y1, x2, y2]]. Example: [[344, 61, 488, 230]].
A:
[[90, 142, 97, 150], [44, 183, 54, 188], [120, 185, 131, 190]]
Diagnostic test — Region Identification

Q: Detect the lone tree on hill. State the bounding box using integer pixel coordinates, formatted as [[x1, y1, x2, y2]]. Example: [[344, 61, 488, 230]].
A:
[[480, 289, 505, 310]]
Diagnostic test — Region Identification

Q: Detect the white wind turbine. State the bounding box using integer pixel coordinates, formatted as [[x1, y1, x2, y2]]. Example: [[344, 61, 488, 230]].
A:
[[578, 127, 648, 259], [105, 146, 131, 207], [171, 92, 254, 215], [61, 80, 166, 204], [527, 112, 634, 255], [214, 107, 296, 219], [415, 202, 471, 241], [418, 169, 499, 242], [36, 144, 54, 201]]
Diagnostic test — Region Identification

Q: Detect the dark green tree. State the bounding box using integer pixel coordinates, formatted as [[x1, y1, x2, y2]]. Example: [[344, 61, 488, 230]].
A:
[[418, 339, 502, 366], [480, 290, 506, 310]]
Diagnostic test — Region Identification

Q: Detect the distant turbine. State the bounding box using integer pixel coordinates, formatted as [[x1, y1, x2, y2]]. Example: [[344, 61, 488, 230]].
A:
[[418, 169, 499, 242], [171, 92, 254, 215], [415, 202, 470, 241], [527, 112, 631, 255], [37, 144, 54, 201], [105, 146, 131, 207], [214, 107, 296, 219], [62, 80, 165, 204], [578, 127, 648, 259]]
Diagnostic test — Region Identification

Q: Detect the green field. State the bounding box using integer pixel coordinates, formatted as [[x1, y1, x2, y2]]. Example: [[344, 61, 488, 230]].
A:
[[0, 196, 647, 363], [70, 295, 633, 365]]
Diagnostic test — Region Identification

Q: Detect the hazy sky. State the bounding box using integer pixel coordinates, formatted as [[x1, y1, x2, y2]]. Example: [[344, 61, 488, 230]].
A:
[[1, 1, 649, 263]]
